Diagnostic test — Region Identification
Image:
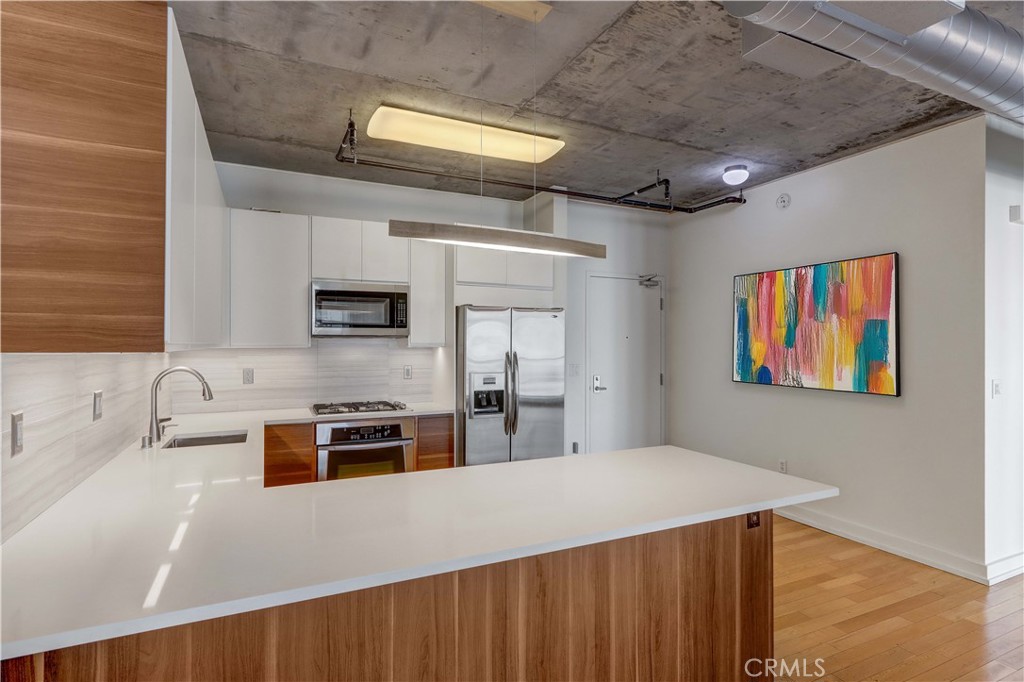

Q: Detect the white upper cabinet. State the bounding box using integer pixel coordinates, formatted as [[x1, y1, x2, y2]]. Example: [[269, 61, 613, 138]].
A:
[[230, 210, 311, 348], [456, 246, 507, 286], [165, 10, 228, 350], [507, 253, 555, 289], [165, 13, 197, 348], [192, 104, 228, 347], [361, 221, 409, 283], [311, 216, 362, 281], [408, 241, 447, 347], [456, 245, 554, 290]]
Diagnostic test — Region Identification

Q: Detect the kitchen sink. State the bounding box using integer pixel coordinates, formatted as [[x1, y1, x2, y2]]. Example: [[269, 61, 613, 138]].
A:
[[162, 430, 248, 449]]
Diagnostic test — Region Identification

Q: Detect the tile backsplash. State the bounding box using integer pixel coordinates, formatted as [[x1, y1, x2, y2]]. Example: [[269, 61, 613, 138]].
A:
[[0, 340, 449, 542], [168, 338, 445, 414], [1, 353, 169, 542]]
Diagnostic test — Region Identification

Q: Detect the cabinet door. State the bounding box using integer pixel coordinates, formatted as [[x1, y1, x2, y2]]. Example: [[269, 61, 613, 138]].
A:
[[506, 252, 554, 289], [230, 210, 311, 347], [408, 241, 447, 347], [192, 103, 227, 347], [264, 423, 315, 487], [311, 216, 362, 281], [415, 415, 455, 470], [455, 246, 507, 285], [361, 221, 410, 283], [165, 16, 197, 346]]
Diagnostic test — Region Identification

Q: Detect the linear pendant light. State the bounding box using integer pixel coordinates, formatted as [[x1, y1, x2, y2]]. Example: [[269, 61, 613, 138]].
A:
[[367, 106, 565, 163], [390, 220, 606, 259]]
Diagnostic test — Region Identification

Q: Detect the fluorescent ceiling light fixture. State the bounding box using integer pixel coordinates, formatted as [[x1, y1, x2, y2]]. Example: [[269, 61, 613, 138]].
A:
[[722, 165, 750, 186], [367, 106, 565, 163], [390, 220, 606, 259]]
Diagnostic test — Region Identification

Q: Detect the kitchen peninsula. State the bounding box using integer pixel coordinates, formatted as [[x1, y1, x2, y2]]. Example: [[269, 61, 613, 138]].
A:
[[1, 409, 837, 681]]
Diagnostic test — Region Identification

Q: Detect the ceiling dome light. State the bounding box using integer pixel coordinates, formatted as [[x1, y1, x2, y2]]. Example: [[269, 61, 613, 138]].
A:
[[722, 164, 749, 186]]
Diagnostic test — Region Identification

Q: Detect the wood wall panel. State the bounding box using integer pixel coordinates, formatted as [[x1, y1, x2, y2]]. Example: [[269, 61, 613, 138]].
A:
[[456, 562, 518, 682], [393, 574, 457, 682], [3, 512, 773, 681], [263, 423, 316, 487], [0, 1, 166, 353]]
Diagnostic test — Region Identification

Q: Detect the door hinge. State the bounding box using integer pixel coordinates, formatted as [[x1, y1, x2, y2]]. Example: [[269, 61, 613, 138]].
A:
[[660, 373, 664, 386], [660, 298, 664, 310]]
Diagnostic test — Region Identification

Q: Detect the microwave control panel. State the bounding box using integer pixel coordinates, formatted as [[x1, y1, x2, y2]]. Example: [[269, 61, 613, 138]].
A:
[[396, 295, 408, 328]]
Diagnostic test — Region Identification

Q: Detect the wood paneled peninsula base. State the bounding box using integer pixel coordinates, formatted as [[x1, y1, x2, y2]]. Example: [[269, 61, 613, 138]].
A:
[[2, 512, 773, 682]]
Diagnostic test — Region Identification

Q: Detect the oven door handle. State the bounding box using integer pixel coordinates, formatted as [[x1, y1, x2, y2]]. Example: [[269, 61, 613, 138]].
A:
[[318, 438, 414, 452]]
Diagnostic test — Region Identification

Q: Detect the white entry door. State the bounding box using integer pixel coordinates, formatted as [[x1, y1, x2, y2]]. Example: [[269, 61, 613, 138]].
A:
[[586, 274, 664, 453]]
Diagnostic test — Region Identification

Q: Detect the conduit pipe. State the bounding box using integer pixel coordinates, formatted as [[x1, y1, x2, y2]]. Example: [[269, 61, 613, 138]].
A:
[[335, 155, 744, 214]]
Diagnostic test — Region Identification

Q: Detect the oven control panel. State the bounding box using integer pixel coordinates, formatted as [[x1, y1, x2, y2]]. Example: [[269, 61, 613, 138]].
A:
[[320, 422, 404, 445]]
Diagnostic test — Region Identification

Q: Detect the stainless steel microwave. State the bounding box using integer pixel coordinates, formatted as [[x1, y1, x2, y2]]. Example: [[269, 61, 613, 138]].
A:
[[311, 280, 408, 337]]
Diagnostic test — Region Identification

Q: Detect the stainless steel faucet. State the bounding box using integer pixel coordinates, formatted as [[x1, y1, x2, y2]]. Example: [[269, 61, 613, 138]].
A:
[[142, 366, 213, 448]]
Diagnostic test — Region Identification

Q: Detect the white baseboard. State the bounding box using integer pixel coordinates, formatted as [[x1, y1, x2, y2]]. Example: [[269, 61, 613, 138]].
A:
[[985, 552, 1024, 585], [775, 506, 1002, 585]]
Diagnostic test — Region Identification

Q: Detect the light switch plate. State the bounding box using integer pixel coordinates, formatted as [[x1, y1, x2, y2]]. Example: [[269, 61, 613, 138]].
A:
[[403, 365, 412, 380], [92, 390, 103, 421], [11, 412, 24, 457], [242, 368, 255, 385]]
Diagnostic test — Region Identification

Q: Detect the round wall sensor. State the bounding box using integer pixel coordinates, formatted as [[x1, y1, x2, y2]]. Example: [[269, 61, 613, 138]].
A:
[[776, 193, 791, 209]]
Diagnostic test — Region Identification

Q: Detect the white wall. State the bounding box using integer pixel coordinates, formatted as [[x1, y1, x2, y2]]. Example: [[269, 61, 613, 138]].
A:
[[983, 117, 1024, 582], [565, 201, 673, 455], [668, 117, 994, 581]]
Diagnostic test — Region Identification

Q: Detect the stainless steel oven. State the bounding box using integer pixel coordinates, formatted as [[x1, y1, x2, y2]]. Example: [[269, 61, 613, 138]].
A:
[[311, 280, 408, 337], [315, 418, 415, 481]]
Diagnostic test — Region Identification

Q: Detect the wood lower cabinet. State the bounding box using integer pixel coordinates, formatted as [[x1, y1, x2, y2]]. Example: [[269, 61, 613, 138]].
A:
[[0, 1, 167, 352], [415, 415, 455, 471], [0, 513, 773, 681], [263, 423, 315, 487]]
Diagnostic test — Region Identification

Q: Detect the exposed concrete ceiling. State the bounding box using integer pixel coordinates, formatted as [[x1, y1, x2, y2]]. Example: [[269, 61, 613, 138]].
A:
[[174, 1, 1021, 205]]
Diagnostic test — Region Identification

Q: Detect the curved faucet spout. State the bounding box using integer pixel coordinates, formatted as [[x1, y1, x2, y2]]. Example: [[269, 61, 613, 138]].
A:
[[146, 366, 213, 447]]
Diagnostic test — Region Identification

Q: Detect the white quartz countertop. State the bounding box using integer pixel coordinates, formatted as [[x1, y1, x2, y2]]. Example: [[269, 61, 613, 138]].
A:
[[0, 408, 837, 659]]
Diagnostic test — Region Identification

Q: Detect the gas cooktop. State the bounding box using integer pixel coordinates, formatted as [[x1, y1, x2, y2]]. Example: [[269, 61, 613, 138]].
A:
[[311, 400, 408, 416]]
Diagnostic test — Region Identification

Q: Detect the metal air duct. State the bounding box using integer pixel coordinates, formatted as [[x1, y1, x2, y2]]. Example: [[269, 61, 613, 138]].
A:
[[724, 2, 1024, 123]]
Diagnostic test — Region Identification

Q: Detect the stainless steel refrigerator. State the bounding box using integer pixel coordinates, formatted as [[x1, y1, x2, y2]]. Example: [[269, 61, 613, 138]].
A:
[[456, 305, 565, 466]]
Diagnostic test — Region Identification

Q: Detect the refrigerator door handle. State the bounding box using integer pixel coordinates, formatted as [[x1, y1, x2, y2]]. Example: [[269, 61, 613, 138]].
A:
[[511, 351, 521, 435], [503, 352, 512, 435]]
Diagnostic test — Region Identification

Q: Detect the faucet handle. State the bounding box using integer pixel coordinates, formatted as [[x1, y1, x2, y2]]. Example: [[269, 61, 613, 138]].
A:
[[141, 435, 153, 449]]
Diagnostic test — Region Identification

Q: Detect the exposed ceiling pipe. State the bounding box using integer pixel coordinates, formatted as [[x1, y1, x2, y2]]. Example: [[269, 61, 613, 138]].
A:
[[724, 2, 1024, 123], [335, 154, 745, 214]]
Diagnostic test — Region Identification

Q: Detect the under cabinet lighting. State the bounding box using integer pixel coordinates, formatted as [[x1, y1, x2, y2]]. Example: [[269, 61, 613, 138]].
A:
[[367, 106, 565, 163], [389, 220, 606, 259]]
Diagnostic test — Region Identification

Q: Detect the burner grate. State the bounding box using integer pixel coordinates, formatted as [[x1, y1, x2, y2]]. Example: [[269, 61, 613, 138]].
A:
[[312, 400, 408, 415]]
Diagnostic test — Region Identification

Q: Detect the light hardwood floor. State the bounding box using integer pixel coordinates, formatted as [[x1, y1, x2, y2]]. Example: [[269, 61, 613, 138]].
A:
[[773, 514, 1023, 682]]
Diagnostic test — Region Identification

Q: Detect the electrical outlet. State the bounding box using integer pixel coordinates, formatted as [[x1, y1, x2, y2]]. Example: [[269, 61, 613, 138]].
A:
[[747, 511, 761, 529], [242, 368, 255, 385], [403, 365, 412, 380], [778, 459, 788, 474], [92, 390, 103, 422], [11, 412, 24, 457]]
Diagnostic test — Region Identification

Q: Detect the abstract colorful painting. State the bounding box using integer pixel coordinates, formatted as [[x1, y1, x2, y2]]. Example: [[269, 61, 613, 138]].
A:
[[733, 253, 899, 395]]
